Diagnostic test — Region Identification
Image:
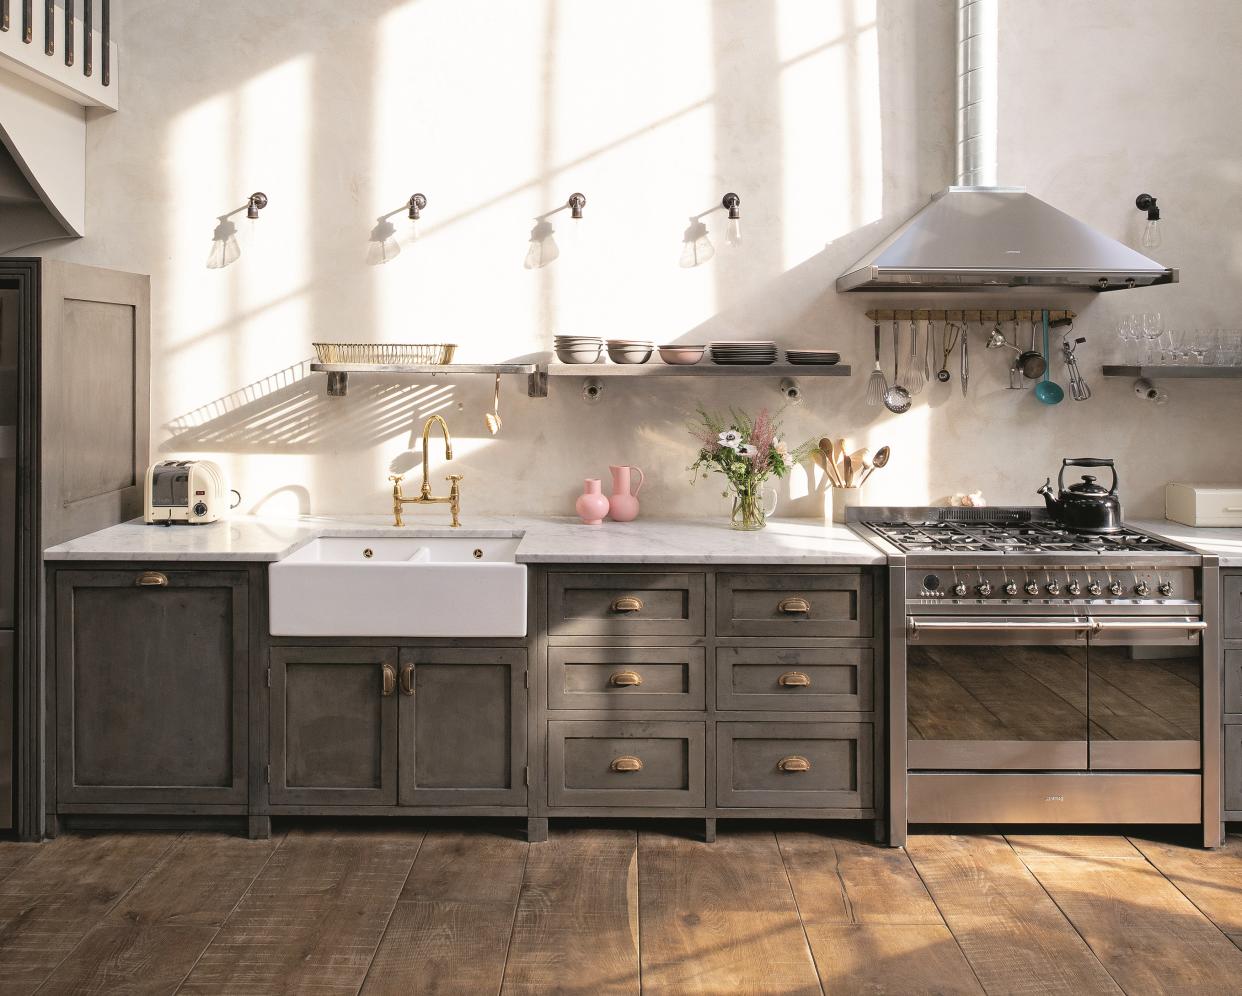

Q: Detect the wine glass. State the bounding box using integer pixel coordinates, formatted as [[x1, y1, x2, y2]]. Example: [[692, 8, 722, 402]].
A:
[[1116, 314, 1140, 363], [1142, 312, 1164, 362]]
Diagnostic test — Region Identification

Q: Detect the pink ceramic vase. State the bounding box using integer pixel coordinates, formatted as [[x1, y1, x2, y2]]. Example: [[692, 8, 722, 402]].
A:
[[575, 478, 610, 525], [608, 465, 644, 522]]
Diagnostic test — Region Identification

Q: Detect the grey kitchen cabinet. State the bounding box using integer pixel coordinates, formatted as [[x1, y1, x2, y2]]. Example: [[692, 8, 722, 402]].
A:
[[268, 646, 399, 807], [1222, 572, 1242, 821], [398, 647, 528, 807], [716, 721, 874, 810], [1227, 726, 1241, 814], [547, 571, 706, 637], [54, 567, 248, 808]]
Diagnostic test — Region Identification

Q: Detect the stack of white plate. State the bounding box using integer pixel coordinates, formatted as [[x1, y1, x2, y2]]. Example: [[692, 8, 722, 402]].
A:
[[710, 341, 778, 365], [554, 335, 603, 364], [786, 349, 840, 365]]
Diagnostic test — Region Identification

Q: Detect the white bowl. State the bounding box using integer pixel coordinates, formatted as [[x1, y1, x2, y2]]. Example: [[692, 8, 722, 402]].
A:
[[607, 345, 654, 364], [556, 345, 604, 364]]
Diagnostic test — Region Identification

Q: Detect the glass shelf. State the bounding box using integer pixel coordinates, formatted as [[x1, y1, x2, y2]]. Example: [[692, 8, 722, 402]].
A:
[[1102, 365, 1242, 378]]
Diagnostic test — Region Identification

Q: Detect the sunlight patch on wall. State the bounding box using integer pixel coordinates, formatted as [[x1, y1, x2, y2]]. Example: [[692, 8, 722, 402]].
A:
[[776, 0, 881, 270]]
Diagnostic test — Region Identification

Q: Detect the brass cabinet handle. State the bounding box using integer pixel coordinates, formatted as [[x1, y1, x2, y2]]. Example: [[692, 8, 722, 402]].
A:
[[381, 663, 396, 697], [610, 755, 643, 772], [136, 571, 168, 587], [610, 596, 644, 613], [609, 670, 644, 687], [778, 596, 811, 615], [778, 671, 811, 687], [778, 755, 812, 772], [400, 663, 414, 696]]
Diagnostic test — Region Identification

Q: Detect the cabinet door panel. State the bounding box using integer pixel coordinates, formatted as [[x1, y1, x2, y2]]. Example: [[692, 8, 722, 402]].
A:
[[399, 648, 527, 807], [55, 569, 247, 806], [270, 647, 398, 806]]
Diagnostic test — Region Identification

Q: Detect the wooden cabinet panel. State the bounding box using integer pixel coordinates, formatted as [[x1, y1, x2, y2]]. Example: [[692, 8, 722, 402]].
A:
[[547, 572, 705, 637], [716, 571, 871, 638], [55, 568, 247, 806], [548, 720, 705, 808], [548, 646, 705, 711], [398, 648, 527, 807], [1225, 650, 1242, 716], [1224, 575, 1242, 641], [1227, 726, 1242, 814], [715, 646, 873, 712], [269, 646, 398, 807], [716, 722, 873, 809]]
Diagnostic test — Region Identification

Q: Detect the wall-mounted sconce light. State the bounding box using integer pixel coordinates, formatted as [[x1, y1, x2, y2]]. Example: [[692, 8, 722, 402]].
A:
[[206, 191, 268, 270], [568, 192, 586, 219], [1135, 193, 1162, 249], [246, 191, 268, 220], [679, 218, 715, 268], [722, 192, 742, 247], [408, 193, 427, 239]]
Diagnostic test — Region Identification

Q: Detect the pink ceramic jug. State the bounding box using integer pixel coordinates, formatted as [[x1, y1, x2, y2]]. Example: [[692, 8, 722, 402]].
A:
[[608, 465, 644, 522], [575, 478, 610, 525]]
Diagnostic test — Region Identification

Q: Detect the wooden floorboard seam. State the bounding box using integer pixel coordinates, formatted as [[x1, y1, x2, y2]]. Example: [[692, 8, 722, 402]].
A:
[[356, 831, 430, 995], [775, 832, 828, 996], [490, 835, 530, 996], [170, 832, 292, 996]]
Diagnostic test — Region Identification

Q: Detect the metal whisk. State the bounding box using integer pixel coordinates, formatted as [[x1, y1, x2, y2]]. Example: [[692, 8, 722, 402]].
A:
[[1063, 335, 1092, 401], [904, 318, 926, 395], [865, 322, 888, 406]]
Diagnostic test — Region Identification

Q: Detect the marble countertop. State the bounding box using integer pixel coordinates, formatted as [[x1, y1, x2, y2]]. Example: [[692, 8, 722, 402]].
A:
[[1131, 518, 1242, 566], [44, 514, 885, 565]]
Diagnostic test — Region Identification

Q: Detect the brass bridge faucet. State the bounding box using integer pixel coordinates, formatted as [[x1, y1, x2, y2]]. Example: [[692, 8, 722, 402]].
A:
[[390, 414, 462, 527]]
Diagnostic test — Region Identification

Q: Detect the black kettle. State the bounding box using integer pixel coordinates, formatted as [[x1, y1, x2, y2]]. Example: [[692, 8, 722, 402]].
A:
[[1037, 458, 1123, 534]]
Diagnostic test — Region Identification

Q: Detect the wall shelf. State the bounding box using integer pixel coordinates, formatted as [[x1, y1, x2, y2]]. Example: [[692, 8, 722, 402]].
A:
[[1102, 365, 1242, 379]]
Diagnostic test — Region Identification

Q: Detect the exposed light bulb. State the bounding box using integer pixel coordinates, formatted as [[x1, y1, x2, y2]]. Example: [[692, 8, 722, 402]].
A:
[[679, 219, 714, 268], [524, 220, 559, 269], [1141, 218, 1162, 249], [409, 217, 421, 242], [725, 217, 742, 248], [206, 218, 240, 270]]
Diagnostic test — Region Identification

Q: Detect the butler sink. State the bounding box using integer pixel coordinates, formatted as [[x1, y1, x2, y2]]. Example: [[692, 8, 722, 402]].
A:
[[269, 535, 527, 637]]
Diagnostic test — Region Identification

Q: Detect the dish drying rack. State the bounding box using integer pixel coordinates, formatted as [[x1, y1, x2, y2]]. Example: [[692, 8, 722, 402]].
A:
[[313, 343, 457, 365]]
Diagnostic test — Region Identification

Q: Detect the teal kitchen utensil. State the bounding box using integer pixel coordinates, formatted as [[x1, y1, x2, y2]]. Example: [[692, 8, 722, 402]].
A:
[[1034, 309, 1064, 405]]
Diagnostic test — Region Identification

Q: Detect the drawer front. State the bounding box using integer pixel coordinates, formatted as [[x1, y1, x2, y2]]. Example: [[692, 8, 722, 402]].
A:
[[548, 720, 705, 808], [1228, 726, 1242, 813], [716, 646, 873, 713], [1227, 651, 1242, 715], [716, 722, 873, 809], [548, 647, 705, 712], [548, 572, 705, 637], [716, 572, 871, 638], [1224, 575, 1242, 640]]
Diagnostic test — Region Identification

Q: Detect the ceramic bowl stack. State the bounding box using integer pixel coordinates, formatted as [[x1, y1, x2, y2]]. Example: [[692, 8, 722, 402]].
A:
[[786, 349, 841, 365], [554, 335, 603, 364], [710, 341, 778, 365], [606, 339, 655, 364]]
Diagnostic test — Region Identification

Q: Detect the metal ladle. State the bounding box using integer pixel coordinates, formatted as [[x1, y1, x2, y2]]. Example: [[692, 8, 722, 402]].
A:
[[883, 320, 912, 413]]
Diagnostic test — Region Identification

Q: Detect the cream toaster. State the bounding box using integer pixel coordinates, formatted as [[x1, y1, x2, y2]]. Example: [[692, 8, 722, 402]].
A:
[[1165, 482, 1242, 527], [144, 460, 237, 525]]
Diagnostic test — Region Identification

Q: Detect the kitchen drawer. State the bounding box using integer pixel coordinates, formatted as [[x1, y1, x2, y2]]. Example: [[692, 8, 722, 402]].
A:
[[1227, 651, 1242, 715], [1224, 575, 1242, 640], [548, 646, 705, 711], [715, 572, 871, 638], [716, 646, 873, 712], [716, 722, 873, 809], [1227, 726, 1242, 813], [548, 720, 705, 808], [547, 572, 705, 637]]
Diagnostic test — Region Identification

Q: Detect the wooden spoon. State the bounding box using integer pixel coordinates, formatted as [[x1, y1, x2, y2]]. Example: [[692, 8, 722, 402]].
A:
[[818, 438, 842, 487], [842, 453, 855, 488]]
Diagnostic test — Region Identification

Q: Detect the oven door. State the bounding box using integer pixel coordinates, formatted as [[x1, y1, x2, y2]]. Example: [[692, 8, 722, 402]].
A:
[[906, 616, 1092, 771], [1088, 617, 1205, 771]]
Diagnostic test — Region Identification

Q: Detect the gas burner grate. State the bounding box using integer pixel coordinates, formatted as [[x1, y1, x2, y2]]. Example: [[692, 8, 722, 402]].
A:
[[863, 517, 1185, 555]]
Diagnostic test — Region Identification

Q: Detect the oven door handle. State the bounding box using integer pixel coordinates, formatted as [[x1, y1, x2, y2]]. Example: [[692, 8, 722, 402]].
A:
[[907, 618, 1092, 638], [1089, 618, 1206, 634]]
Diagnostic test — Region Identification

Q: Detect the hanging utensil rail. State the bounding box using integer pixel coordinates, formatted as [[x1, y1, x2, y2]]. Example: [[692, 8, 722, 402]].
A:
[[865, 309, 1076, 323]]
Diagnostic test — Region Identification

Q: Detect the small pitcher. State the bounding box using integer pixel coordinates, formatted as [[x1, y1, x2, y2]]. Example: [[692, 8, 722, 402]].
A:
[[575, 478, 610, 525], [608, 465, 644, 522]]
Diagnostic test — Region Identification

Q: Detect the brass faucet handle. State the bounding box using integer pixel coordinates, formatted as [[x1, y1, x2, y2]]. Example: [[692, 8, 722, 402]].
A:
[[389, 474, 404, 485], [446, 474, 463, 483]]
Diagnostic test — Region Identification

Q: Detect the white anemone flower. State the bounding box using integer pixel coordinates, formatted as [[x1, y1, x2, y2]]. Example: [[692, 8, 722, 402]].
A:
[[718, 430, 742, 448]]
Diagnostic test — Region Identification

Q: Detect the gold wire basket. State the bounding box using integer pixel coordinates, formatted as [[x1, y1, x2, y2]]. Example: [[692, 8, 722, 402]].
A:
[[313, 343, 458, 365]]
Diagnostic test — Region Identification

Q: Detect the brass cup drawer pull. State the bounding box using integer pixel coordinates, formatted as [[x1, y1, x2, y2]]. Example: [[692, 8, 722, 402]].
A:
[[778, 671, 811, 687], [609, 670, 644, 687], [381, 663, 396, 697], [136, 571, 168, 587], [610, 755, 644, 772], [400, 663, 414, 696], [778, 755, 812, 773], [778, 596, 811, 615], [610, 595, 645, 614]]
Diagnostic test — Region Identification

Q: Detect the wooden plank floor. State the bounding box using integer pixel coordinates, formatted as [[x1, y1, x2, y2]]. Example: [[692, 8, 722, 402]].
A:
[[0, 826, 1237, 994]]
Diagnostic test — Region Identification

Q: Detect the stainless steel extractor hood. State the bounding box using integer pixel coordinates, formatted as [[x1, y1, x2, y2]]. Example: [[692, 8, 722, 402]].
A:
[[835, 185, 1178, 292], [837, 0, 1177, 293]]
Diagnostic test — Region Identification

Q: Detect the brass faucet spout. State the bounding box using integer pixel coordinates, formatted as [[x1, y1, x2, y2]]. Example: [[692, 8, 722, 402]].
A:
[[389, 415, 462, 527]]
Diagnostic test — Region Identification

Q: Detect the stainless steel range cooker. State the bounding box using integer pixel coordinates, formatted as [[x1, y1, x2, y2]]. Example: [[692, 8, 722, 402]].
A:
[[849, 507, 1223, 848]]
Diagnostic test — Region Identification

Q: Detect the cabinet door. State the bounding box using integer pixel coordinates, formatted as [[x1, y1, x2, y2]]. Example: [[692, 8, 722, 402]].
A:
[[55, 568, 248, 806], [269, 647, 399, 806], [398, 648, 527, 807]]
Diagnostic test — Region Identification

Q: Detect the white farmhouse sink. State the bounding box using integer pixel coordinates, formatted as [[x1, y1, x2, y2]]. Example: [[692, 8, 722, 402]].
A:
[[269, 535, 526, 637]]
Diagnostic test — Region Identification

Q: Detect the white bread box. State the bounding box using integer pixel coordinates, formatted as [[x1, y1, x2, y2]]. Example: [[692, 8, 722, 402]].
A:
[[1164, 483, 1242, 527]]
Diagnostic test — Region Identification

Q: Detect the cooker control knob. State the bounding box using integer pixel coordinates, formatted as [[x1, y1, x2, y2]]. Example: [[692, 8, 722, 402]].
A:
[[1134, 579, 1151, 597], [976, 581, 993, 598], [922, 574, 941, 592], [1045, 580, 1061, 596], [1023, 580, 1040, 596], [1158, 581, 1174, 597], [1067, 579, 1082, 596], [1108, 579, 1124, 597], [1087, 580, 1103, 596], [952, 581, 968, 597], [1003, 580, 1019, 597]]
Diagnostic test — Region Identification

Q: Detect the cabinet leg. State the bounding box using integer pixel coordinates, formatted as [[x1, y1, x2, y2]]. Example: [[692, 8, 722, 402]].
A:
[[44, 814, 61, 840], [703, 818, 717, 843], [247, 815, 271, 840], [526, 817, 548, 843]]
